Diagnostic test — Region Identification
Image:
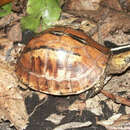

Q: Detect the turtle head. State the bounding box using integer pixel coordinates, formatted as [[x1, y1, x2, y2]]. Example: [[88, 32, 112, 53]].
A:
[[106, 44, 130, 74]]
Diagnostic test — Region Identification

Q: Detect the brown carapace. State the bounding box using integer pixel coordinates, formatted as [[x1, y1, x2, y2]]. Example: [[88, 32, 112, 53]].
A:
[[16, 27, 110, 95], [0, 0, 14, 6]]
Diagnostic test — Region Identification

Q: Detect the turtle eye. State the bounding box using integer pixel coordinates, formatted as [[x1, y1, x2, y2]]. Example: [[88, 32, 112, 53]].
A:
[[125, 57, 130, 63]]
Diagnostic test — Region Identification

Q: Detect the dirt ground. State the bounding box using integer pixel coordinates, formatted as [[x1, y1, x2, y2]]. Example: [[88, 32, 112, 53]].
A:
[[0, 0, 130, 130]]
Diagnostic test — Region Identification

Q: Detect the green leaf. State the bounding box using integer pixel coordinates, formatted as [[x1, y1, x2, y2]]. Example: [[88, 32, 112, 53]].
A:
[[21, 0, 61, 32], [21, 15, 41, 32], [26, 0, 44, 16], [0, 3, 12, 17], [41, 0, 61, 29]]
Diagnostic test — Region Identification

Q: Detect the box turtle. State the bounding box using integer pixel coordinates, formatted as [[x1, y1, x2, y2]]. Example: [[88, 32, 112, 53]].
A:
[[15, 27, 130, 95]]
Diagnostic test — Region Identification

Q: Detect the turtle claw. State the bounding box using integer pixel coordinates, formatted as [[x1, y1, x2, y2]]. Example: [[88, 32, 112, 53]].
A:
[[86, 88, 100, 99]]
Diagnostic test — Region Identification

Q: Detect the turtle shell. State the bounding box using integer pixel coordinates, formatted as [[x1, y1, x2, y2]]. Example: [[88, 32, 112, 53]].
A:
[[15, 27, 110, 95]]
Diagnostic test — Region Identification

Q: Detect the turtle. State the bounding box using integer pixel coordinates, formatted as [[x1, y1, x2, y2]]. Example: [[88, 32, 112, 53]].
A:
[[15, 26, 130, 96]]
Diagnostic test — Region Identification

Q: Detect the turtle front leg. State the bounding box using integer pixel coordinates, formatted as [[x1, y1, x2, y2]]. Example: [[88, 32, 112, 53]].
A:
[[86, 74, 111, 98]]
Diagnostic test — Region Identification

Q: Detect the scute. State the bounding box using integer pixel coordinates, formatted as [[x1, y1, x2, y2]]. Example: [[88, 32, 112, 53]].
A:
[[16, 27, 109, 95]]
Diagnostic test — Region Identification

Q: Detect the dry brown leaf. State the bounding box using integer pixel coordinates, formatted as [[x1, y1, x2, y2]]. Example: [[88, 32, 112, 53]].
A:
[[97, 114, 130, 130], [64, 0, 101, 11], [8, 23, 22, 42], [0, 62, 28, 130]]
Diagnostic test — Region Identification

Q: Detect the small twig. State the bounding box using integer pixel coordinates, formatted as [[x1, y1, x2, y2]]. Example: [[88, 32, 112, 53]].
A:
[[28, 97, 47, 118], [101, 90, 130, 107]]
